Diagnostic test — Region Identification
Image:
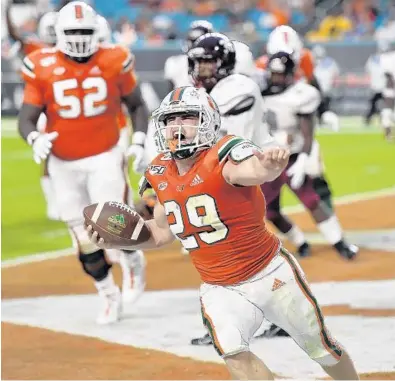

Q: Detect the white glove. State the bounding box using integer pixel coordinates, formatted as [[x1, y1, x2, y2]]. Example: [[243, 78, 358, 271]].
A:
[[322, 111, 340, 132], [126, 131, 147, 173], [286, 152, 308, 189], [27, 131, 59, 164]]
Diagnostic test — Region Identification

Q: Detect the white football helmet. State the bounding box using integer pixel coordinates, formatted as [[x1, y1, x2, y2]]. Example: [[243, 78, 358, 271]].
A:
[[55, 1, 99, 59], [151, 86, 221, 159], [38, 12, 58, 45], [266, 25, 303, 63], [97, 15, 111, 43]]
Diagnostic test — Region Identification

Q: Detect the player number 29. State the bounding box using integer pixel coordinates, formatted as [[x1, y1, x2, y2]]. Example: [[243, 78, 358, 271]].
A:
[[164, 194, 229, 250], [53, 77, 107, 119]]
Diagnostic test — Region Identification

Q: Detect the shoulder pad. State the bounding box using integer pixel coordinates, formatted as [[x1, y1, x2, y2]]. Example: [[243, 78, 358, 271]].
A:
[[294, 83, 321, 115], [218, 136, 246, 162], [100, 44, 135, 74], [229, 140, 260, 164], [211, 74, 260, 115]]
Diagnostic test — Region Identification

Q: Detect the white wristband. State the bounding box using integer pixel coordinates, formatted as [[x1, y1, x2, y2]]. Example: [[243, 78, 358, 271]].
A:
[[132, 131, 147, 146], [27, 131, 40, 146]]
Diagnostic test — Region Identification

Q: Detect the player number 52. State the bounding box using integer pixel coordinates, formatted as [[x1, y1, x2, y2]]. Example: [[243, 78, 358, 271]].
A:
[[53, 77, 107, 119]]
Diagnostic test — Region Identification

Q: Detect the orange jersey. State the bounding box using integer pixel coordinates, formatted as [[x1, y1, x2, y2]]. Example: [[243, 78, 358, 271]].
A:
[[21, 45, 137, 160], [117, 109, 128, 130], [144, 136, 280, 286], [23, 38, 47, 56], [256, 48, 315, 82]]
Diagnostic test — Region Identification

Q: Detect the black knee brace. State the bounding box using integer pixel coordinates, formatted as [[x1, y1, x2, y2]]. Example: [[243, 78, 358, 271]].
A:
[[312, 176, 333, 211], [79, 249, 112, 282]]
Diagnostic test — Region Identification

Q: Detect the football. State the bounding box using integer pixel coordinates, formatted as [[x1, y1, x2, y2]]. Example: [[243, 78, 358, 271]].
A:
[[83, 201, 151, 246]]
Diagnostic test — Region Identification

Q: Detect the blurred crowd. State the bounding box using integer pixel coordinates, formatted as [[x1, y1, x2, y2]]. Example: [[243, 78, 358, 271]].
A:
[[2, 0, 395, 49]]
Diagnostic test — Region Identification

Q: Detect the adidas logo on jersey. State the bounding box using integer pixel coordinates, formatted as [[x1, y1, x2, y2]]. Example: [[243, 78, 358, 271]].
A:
[[271, 278, 286, 291], [190, 174, 203, 187]]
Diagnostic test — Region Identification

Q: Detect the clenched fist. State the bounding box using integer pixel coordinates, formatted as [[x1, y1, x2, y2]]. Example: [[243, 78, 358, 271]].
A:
[[253, 146, 290, 172]]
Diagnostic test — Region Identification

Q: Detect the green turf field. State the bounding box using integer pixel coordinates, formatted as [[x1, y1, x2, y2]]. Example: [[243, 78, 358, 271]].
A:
[[1, 117, 394, 260]]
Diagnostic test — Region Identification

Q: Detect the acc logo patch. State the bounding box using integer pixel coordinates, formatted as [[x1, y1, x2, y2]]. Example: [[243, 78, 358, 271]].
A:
[[149, 165, 166, 175]]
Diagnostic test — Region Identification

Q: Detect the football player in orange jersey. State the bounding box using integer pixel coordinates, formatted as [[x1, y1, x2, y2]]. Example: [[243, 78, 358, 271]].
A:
[[7, 3, 60, 220], [18, 1, 149, 324], [87, 86, 358, 381], [6, 2, 57, 56]]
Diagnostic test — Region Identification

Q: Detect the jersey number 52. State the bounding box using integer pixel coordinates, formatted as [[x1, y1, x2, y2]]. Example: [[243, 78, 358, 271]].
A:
[[164, 194, 229, 250], [53, 77, 107, 119]]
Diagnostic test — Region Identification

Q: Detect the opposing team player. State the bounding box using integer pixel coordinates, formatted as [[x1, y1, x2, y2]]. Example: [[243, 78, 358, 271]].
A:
[[164, 21, 257, 93], [18, 1, 148, 324], [312, 45, 340, 128], [256, 25, 337, 213], [261, 51, 359, 260], [364, 41, 388, 126], [87, 86, 359, 381], [380, 43, 395, 141], [6, 3, 57, 55]]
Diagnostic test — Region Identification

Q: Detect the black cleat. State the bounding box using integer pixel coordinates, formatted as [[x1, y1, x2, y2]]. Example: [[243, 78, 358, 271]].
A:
[[297, 242, 311, 258], [334, 240, 359, 260], [191, 333, 213, 346], [254, 324, 290, 339]]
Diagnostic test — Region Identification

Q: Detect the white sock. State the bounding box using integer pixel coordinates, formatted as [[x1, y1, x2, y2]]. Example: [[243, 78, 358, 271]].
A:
[[94, 272, 118, 296], [317, 215, 343, 245], [119, 251, 146, 290], [285, 225, 306, 247]]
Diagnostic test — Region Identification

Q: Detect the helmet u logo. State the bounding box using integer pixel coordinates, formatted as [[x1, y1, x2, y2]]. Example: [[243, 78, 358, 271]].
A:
[[75, 4, 83, 19]]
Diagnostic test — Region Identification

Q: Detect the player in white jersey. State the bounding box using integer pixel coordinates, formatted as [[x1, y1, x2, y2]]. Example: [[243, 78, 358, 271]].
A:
[[364, 41, 387, 126], [379, 44, 395, 141], [312, 45, 340, 127], [188, 33, 268, 146], [261, 51, 358, 259]]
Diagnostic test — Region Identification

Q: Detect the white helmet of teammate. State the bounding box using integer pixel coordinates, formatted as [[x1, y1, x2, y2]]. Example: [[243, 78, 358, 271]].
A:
[[266, 25, 303, 63], [151, 86, 221, 159], [38, 12, 58, 45], [55, 1, 99, 59], [97, 15, 111, 43]]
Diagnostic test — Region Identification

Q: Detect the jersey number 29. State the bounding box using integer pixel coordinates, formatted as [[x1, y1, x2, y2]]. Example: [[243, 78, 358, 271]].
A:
[[53, 77, 107, 119], [164, 194, 229, 250]]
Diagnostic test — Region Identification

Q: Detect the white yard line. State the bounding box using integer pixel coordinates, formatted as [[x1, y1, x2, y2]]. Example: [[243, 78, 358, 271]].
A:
[[1, 248, 75, 268], [2, 187, 395, 269]]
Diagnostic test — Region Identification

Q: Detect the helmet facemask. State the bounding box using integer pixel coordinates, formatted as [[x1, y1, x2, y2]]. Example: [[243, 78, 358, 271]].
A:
[[59, 28, 98, 62], [152, 103, 216, 160]]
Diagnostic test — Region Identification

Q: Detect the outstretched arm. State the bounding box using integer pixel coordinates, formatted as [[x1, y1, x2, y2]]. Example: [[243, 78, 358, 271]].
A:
[[222, 145, 290, 186]]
